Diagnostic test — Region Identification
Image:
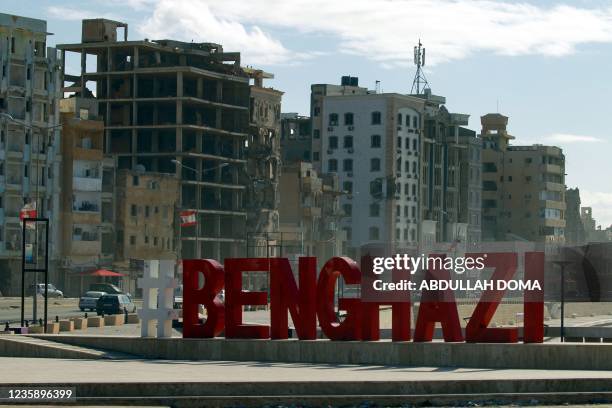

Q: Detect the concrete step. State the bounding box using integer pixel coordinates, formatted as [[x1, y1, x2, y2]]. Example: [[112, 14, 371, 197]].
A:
[[14, 389, 612, 407], [0, 335, 132, 359]]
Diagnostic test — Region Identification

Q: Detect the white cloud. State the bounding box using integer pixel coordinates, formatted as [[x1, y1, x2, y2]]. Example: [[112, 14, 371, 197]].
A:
[[580, 190, 612, 228], [133, 0, 612, 66], [544, 133, 604, 143], [137, 0, 319, 65], [47, 6, 118, 21]]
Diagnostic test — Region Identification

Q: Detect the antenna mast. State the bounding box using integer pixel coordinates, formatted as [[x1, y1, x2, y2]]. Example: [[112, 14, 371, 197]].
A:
[[411, 39, 429, 94]]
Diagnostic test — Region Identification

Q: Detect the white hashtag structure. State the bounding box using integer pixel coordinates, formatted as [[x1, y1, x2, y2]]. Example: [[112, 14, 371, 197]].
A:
[[137, 260, 179, 338]]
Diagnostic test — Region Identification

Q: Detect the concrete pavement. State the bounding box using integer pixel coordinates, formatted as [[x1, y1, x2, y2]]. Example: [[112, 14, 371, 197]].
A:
[[3, 357, 612, 406]]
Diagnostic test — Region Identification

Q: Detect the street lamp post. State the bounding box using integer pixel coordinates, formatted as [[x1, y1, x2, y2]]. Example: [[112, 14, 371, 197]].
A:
[[171, 159, 229, 259]]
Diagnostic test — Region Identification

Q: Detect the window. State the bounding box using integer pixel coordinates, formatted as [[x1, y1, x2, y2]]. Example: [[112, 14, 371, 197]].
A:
[[343, 204, 352, 216], [313, 151, 320, 161], [397, 137, 402, 148], [371, 135, 381, 148], [328, 136, 338, 149], [370, 203, 380, 217], [371, 111, 382, 125], [343, 135, 353, 148], [370, 158, 381, 171], [344, 112, 354, 125], [397, 113, 403, 123], [329, 113, 339, 126], [370, 179, 383, 198], [413, 139, 418, 151], [328, 159, 338, 172], [343, 181, 353, 193], [406, 115, 411, 126], [145, 236, 149, 244], [129, 235, 136, 245], [10, 37, 15, 54], [24, 165, 29, 178], [405, 138, 410, 150], [343, 159, 353, 172], [132, 175, 139, 186], [413, 116, 418, 128], [369, 226, 380, 240], [313, 129, 320, 139], [154, 237, 158, 246], [314, 107, 320, 116], [131, 204, 137, 216], [145, 206, 150, 217]]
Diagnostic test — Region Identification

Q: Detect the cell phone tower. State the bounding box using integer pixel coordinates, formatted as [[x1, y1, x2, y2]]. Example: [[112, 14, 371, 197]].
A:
[[411, 39, 430, 94]]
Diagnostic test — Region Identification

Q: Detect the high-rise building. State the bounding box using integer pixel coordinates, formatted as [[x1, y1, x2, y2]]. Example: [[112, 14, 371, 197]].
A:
[[480, 113, 566, 242], [416, 90, 481, 245], [59, 19, 277, 262], [311, 77, 425, 254], [0, 13, 62, 295]]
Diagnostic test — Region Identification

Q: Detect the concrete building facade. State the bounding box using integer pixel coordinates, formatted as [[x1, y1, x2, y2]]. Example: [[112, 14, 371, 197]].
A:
[[417, 91, 481, 245], [280, 112, 312, 164], [244, 69, 283, 255], [480, 113, 566, 242], [59, 97, 115, 293], [278, 162, 346, 264], [0, 14, 62, 295]]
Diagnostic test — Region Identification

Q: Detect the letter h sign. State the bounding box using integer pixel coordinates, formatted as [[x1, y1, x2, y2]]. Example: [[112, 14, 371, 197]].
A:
[[137, 260, 179, 338]]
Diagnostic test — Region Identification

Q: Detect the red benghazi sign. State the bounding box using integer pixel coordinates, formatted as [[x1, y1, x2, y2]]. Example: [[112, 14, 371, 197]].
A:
[[183, 252, 545, 343]]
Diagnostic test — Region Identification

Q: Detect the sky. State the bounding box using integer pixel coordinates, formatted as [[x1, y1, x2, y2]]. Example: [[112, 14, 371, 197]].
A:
[[4, 0, 612, 227]]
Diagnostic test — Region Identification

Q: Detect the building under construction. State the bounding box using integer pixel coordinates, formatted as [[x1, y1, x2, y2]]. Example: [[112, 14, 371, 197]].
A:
[[58, 19, 281, 261]]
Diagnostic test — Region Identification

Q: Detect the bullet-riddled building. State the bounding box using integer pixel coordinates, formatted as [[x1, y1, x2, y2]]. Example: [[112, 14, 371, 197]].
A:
[[480, 113, 566, 242], [0, 14, 62, 295], [58, 19, 279, 262]]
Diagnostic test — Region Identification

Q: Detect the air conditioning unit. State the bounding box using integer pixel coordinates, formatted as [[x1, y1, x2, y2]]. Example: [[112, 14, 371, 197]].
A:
[[348, 148, 354, 154], [348, 126, 355, 131]]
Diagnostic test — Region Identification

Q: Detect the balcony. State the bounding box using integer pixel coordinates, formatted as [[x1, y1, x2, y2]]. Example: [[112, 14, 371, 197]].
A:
[[73, 201, 100, 213], [73, 176, 102, 192]]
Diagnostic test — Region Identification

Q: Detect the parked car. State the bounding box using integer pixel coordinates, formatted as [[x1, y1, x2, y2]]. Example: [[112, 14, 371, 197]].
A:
[[96, 294, 136, 315], [28, 283, 63, 298], [79, 291, 106, 312], [89, 283, 123, 294]]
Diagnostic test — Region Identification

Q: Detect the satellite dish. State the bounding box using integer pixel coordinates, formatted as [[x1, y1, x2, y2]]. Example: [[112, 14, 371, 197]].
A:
[[135, 164, 146, 173]]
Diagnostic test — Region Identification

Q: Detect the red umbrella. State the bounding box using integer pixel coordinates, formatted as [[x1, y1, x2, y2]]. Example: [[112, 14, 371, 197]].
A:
[[81, 269, 126, 277]]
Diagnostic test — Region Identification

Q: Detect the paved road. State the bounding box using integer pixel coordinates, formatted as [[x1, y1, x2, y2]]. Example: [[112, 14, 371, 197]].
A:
[[0, 297, 143, 325]]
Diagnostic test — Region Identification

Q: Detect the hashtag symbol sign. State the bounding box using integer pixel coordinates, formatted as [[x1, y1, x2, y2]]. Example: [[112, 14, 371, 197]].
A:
[[137, 260, 179, 338]]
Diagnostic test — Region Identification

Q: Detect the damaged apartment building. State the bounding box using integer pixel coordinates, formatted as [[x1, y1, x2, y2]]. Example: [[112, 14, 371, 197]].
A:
[[58, 19, 281, 262], [0, 14, 62, 295]]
